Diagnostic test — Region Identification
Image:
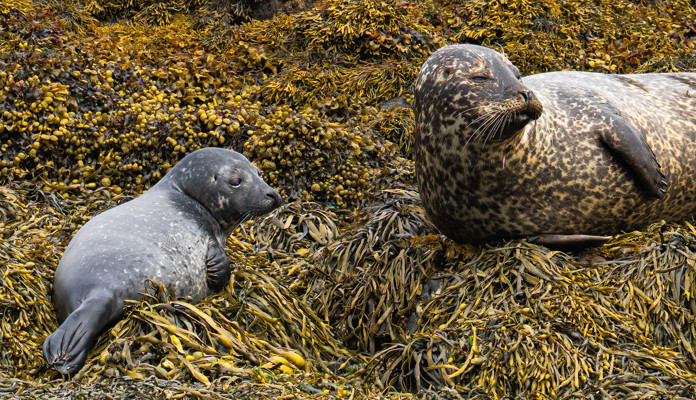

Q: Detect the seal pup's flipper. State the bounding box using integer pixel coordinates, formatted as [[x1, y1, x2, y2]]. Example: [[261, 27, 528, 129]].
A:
[[528, 234, 612, 248], [43, 291, 119, 375], [205, 239, 231, 292], [597, 113, 667, 198]]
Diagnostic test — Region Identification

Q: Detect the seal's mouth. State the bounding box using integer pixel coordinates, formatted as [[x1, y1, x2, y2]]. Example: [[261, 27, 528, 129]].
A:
[[510, 92, 542, 130], [514, 107, 541, 124], [507, 113, 531, 133], [508, 107, 540, 131], [465, 91, 543, 143]]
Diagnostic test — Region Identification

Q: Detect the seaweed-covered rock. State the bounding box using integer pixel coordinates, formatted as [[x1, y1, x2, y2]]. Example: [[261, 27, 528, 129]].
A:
[[429, 0, 696, 74], [2, 0, 696, 398]]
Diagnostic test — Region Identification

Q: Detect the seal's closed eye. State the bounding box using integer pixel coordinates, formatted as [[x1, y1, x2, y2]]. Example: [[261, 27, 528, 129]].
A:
[[469, 75, 489, 83]]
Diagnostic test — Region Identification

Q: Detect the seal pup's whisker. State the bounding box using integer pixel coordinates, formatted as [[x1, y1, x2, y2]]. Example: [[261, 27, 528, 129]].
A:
[[240, 210, 255, 225]]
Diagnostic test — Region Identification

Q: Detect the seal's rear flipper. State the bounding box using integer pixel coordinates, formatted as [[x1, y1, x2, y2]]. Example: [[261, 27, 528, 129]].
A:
[[528, 234, 612, 248], [597, 113, 667, 198], [43, 292, 118, 375]]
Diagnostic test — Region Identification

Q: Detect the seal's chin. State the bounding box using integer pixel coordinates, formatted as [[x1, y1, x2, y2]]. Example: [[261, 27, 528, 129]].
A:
[[515, 113, 531, 124], [510, 101, 542, 131], [507, 110, 538, 133]]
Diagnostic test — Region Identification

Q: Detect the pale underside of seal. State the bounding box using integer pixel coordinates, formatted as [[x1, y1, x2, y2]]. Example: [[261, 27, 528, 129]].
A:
[[43, 147, 282, 375], [415, 44, 696, 246]]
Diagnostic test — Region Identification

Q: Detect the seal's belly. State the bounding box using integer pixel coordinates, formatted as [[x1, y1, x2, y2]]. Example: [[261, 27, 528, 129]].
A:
[[146, 229, 210, 302], [108, 215, 212, 303], [54, 200, 215, 319]]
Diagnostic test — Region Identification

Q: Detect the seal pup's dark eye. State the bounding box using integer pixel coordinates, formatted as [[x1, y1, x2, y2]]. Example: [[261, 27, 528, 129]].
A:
[[229, 178, 242, 188]]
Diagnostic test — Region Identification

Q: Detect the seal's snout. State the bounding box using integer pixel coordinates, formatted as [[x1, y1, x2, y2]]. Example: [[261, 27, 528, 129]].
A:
[[266, 190, 282, 208], [517, 89, 543, 120]]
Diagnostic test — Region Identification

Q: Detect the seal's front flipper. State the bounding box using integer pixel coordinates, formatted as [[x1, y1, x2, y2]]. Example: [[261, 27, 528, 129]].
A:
[[529, 234, 612, 248], [43, 292, 118, 375], [205, 239, 231, 292], [597, 114, 667, 198]]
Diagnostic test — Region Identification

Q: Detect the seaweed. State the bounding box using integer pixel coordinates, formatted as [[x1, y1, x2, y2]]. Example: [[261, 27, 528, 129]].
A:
[[1, 0, 696, 398]]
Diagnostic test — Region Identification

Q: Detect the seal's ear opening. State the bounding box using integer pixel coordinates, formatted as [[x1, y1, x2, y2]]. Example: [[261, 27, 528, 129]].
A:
[[440, 67, 453, 80]]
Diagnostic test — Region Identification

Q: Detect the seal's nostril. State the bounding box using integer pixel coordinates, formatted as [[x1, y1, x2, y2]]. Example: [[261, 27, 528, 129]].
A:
[[523, 90, 537, 106], [518, 90, 530, 103], [267, 191, 282, 207]]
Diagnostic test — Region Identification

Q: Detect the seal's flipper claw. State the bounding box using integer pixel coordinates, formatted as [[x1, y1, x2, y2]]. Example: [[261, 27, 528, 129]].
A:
[[528, 234, 613, 248], [205, 239, 231, 292], [43, 293, 117, 375], [597, 114, 667, 198]]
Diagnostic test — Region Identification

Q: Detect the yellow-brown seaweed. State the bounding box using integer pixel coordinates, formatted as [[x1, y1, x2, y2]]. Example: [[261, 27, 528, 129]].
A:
[[1, 0, 695, 398]]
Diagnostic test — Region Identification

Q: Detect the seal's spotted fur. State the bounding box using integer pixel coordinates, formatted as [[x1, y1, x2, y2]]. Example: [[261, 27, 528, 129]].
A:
[[415, 44, 696, 244]]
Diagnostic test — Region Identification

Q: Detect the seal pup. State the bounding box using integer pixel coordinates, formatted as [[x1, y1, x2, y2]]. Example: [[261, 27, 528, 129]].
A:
[[43, 147, 282, 375], [415, 44, 696, 246]]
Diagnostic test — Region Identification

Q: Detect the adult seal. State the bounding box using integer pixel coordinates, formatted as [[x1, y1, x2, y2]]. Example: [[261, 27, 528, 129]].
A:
[[414, 44, 696, 246], [43, 147, 282, 375]]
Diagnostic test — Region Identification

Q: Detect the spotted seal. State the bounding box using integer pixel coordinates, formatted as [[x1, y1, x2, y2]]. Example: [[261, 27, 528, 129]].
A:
[[414, 44, 696, 246], [43, 147, 282, 375]]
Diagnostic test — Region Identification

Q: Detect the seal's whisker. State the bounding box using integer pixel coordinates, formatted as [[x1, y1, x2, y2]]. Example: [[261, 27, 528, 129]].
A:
[[494, 109, 512, 140], [469, 111, 501, 146], [483, 110, 507, 145], [462, 100, 521, 147], [458, 104, 496, 114], [467, 113, 496, 142], [462, 114, 495, 144], [483, 111, 505, 144], [476, 112, 502, 140], [458, 106, 498, 130], [502, 112, 515, 139], [472, 105, 505, 126], [479, 115, 498, 145], [464, 111, 496, 132]]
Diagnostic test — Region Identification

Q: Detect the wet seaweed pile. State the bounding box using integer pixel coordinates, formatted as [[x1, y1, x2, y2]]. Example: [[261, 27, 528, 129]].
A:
[[2, 0, 696, 398]]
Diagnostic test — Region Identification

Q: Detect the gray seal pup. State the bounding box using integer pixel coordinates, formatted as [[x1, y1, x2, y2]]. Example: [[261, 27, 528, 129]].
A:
[[414, 44, 696, 247], [43, 147, 282, 375]]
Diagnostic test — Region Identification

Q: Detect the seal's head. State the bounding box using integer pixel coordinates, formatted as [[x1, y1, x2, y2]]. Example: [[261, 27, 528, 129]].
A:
[[159, 147, 282, 234], [415, 44, 543, 144]]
